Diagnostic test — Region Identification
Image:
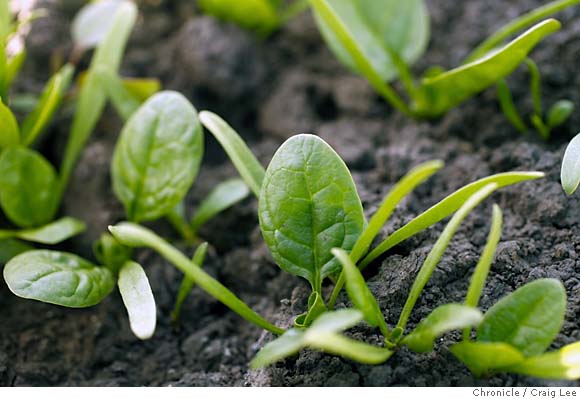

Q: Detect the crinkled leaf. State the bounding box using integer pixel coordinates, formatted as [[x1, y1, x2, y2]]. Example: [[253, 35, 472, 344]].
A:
[[4, 250, 115, 307], [507, 341, 580, 380], [0, 146, 58, 228], [112, 91, 204, 222], [199, 111, 265, 197], [71, 0, 128, 50], [311, 0, 429, 82], [561, 132, 580, 195], [415, 19, 560, 117], [451, 341, 525, 377], [198, 0, 281, 36], [478, 278, 566, 357], [259, 134, 365, 289], [332, 248, 386, 332], [403, 304, 482, 353], [118, 261, 157, 340], [191, 178, 250, 232], [21, 64, 74, 146], [0, 97, 20, 148]]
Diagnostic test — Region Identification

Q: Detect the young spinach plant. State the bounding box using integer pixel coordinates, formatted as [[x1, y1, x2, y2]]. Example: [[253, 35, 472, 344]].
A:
[[4, 91, 252, 339], [497, 59, 574, 139], [199, 112, 543, 330], [308, 0, 578, 134]]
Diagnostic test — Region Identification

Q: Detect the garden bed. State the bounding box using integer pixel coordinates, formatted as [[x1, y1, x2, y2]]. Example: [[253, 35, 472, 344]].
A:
[[1, 0, 580, 387]]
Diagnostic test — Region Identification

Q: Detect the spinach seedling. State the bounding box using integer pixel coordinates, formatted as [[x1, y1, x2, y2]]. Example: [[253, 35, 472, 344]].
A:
[[308, 0, 577, 122], [497, 59, 574, 139], [5, 92, 253, 339], [199, 112, 543, 330], [561, 131, 580, 195], [198, 0, 309, 37]]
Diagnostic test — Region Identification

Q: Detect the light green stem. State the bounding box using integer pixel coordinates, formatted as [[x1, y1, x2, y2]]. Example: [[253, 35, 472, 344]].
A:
[[109, 223, 284, 335]]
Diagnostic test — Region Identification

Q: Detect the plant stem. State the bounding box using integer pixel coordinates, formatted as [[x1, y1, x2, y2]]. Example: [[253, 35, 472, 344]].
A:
[[463, 205, 502, 341], [396, 184, 498, 333], [109, 223, 284, 335], [525, 58, 543, 116], [171, 242, 208, 324], [464, 0, 580, 63]]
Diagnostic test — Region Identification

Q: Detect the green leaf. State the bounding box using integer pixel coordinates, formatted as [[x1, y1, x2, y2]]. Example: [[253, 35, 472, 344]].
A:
[[0, 239, 33, 264], [561, 132, 580, 195], [59, 1, 137, 198], [118, 261, 157, 340], [311, 0, 429, 83], [0, 146, 58, 228], [497, 80, 527, 133], [332, 248, 388, 336], [415, 19, 561, 117], [3, 250, 115, 307], [251, 329, 306, 368], [0, 97, 20, 148], [7, 217, 85, 244], [506, 341, 580, 380], [5, 46, 25, 90], [112, 91, 204, 222], [96, 68, 140, 121], [191, 178, 250, 232], [478, 278, 566, 357], [199, 0, 281, 36], [396, 184, 498, 332], [451, 341, 525, 377], [71, 0, 128, 50], [259, 134, 365, 291], [122, 78, 161, 103], [463, 204, 502, 340], [199, 111, 266, 197], [251, 309, 393, 368], [21, 64, 74, 146], [360, 171, 544, 269], [402, 304, 482, 353], [547, 99, 574, 129]]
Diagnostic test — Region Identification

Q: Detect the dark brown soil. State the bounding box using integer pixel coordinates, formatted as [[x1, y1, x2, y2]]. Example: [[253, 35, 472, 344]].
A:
[[1, 0, 580, 387]]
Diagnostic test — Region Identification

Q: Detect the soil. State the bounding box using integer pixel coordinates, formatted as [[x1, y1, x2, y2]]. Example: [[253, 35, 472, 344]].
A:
[[1, 0, 580, 387]]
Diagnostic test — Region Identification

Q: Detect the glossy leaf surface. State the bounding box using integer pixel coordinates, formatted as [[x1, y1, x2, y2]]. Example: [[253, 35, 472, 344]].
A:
[[118, 261, 157, 340], [259, 134, 365, 290], [112, 91, 203, 222], [4, 250, 115, 307], [477, 279, 566, 357], [561, 132, 580, 195]]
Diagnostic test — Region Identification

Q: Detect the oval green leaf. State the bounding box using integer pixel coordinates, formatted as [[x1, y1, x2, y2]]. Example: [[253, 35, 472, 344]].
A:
[[71, 0, 128, 50], [562, 132, 580, 195], [451, 341, 525, 377], [0, 146, 58, 228], [118, 261, 157, 340], [415, 19, 561, 117], [259, 134, 365, 290], [112, 91, 204, 222], [311, 0, 429, 82], [199, 0, 281, 36], [4, 250, 115, 307], [16, 217, 86, 244], [477, 278, 566, 357], [547, 99, 574, 129], [402, 304, 483, 353]]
